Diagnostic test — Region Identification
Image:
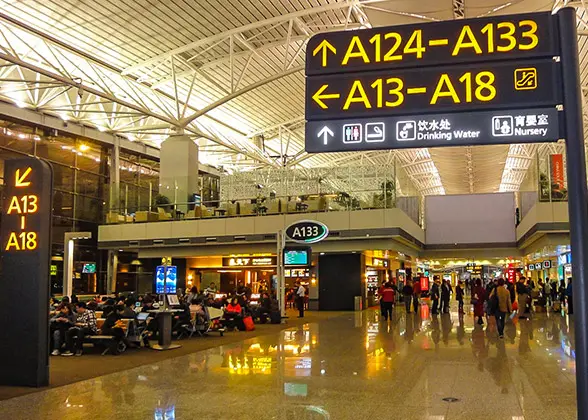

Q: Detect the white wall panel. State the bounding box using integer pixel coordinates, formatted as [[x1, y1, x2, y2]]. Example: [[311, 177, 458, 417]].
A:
[[425, 193, 516, 244]]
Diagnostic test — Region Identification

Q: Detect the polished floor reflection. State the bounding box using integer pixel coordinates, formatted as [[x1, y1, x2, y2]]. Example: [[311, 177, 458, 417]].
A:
[[0, 305, 578, 419]]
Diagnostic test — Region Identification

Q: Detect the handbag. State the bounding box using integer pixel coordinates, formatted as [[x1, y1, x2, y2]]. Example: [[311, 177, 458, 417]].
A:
[[470, 293, 479, 305]]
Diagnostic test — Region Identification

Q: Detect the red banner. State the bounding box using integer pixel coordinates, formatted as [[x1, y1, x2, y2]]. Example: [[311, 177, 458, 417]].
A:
[[550, 154, 565, 192]]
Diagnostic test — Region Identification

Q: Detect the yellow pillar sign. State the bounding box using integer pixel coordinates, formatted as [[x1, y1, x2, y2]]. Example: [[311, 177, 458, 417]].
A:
[[3, 166, 40, 251]]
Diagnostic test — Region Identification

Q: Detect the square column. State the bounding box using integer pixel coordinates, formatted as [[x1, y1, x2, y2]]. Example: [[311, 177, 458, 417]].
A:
[[160, 135, 199, 213]]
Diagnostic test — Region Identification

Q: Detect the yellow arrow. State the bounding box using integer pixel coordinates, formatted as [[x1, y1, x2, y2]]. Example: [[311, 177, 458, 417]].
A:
[[312, 84, 340, 109], [312, 39, 336, 67], [15, 167, 32, 187]]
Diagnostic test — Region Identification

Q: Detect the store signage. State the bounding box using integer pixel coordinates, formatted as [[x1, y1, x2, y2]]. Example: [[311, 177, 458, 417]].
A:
[[306, 12, 556, 75], [222, 256, 277, 267], [0, 158, 53, 387], [466, 264, 483, 275], [543, 260, 552, 269], [304, 11, 563, 153], [285, 220, 329, 244], [528, 264, 535, 271], [550, 154, 565, 193], [306, 60, 559, 120], [50, 264, 57, 276], [372, 258, 388, 267], [535, 263, 542, 270], [306, 107, 559, 153]]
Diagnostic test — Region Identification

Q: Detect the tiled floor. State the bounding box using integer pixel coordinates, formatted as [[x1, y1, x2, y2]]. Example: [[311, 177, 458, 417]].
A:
[[0, 305, 578, 419]]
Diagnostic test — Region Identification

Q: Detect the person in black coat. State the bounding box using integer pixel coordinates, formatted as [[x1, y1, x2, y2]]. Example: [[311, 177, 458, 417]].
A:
[[431, 277, 440, 315]]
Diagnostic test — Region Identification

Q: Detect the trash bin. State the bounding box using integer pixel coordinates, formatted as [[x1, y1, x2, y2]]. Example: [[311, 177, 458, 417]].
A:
[[354, 296, 363, 311]]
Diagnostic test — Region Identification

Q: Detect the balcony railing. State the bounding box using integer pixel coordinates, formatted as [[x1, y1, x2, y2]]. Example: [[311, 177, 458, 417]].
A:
[[104, 190, 422, 227]]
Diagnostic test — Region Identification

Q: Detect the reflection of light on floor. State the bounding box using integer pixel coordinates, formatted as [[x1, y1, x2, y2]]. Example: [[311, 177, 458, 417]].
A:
[[306, 405, 330, 419], [154, 406, 175, 420]]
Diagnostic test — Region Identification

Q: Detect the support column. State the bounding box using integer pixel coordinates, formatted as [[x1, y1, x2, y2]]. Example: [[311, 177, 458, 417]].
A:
[[160, 134, 199, 213], [63, 238, 74, 298], [107, 250, 118, 294], [110, 137, 120, 213]]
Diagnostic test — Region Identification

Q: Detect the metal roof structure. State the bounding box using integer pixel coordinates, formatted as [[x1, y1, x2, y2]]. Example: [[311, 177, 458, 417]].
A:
[[0, 0, 583, 195]]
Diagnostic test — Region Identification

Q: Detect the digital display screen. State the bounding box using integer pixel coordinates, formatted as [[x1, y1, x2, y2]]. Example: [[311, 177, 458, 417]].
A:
[[82, 263, 96, 274], [284, 249, 310, 266], [155, 265, 177, 294]]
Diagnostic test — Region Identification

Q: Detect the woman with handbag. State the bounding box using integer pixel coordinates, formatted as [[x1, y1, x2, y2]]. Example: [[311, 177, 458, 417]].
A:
[[471, 278, 486, 325]]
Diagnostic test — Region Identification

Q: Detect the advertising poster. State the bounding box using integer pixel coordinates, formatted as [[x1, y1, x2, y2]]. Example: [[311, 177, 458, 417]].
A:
[[155, 265, 177, 294]]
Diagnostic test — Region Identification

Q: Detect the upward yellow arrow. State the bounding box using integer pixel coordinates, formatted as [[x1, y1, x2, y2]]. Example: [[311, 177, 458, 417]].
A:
[[15, 167, 32, 187], [312, 39, 336, 67]]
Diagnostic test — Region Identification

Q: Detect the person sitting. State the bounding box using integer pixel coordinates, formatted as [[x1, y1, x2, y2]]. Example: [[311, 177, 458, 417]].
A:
[[50, 303, 76, 355], [257, 292, 272, 323], [119, 299, 137, 318], [224, 297, 243, 331], [186, 286, 199, 305], [62, 302, 97, 356], [101, 303, 128, 352]]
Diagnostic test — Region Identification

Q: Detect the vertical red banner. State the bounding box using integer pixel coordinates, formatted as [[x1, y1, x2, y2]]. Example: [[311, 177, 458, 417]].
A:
[[550, 154, 565, 192]]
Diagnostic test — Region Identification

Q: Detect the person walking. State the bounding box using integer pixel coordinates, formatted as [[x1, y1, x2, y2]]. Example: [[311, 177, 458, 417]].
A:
[[440, 280, 451, 314], [431, 277, 440, 315], [516, 276, 529, 319], [412, 278, 421, 312], [472, 278, 486, 325], [380, 282, 395, 321], [456, 281, 465, 314], [295, 281, 306, 318], [489, 278, 512, 338], [402, 280, 414, 313], [544, 279, 552, 308], [566, 277, 573, 315]]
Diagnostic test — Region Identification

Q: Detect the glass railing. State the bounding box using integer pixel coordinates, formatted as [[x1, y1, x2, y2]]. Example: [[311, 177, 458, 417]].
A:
[[103, 190, 423, 227]]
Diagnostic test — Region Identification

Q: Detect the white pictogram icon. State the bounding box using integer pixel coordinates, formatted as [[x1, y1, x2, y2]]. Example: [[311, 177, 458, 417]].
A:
[[492, 116, 514, 137], [343, 124, 362, 143], [396, 120, 416, 141], [365, 122, 385, 142]]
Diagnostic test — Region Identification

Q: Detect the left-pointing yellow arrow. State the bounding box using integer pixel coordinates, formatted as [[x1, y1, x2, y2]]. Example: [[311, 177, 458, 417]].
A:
[[312, 84, 340, 109], [312, 39, 336, 67], [15, 167, 32, 187]]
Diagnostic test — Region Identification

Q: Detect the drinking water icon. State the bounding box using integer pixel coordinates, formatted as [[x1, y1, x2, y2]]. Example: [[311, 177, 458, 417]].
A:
[[491, 116, 514, 136], [343, 124, 362, 143], [396, 121, 416, 141]]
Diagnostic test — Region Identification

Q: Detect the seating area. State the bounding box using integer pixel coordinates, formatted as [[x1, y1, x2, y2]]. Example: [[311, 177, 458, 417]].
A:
[[49, 289, 281, 357], [104, 193, 388, 224]]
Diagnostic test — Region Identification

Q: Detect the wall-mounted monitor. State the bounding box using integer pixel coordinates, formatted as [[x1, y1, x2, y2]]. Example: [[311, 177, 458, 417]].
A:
[[284, 247, 311, 266], [82, 263, 96, 274], [155, 265, 177, 294]]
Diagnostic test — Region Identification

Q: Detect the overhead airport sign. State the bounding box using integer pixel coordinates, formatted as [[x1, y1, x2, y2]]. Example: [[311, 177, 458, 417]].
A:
[[0, 158, 53, 386], [304, 11, 563, 153], [306, 12, 557, 75], [305, 107, 560, 153], [306, 60, 559, 120], [285, 220, 329, 244]]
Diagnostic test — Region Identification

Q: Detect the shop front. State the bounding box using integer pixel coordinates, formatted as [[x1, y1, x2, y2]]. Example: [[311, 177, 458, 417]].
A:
[[188, 255, 277, 295]]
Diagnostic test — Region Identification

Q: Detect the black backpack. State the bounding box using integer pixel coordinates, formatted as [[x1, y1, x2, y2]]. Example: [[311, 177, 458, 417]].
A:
[[488, 290, 499, 314]]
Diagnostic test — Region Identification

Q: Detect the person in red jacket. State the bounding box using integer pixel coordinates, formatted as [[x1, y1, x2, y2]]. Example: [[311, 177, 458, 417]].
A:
[[224, 297, 243, 331], [412, 279, 422, 312], [380, 282, 395, 321]]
